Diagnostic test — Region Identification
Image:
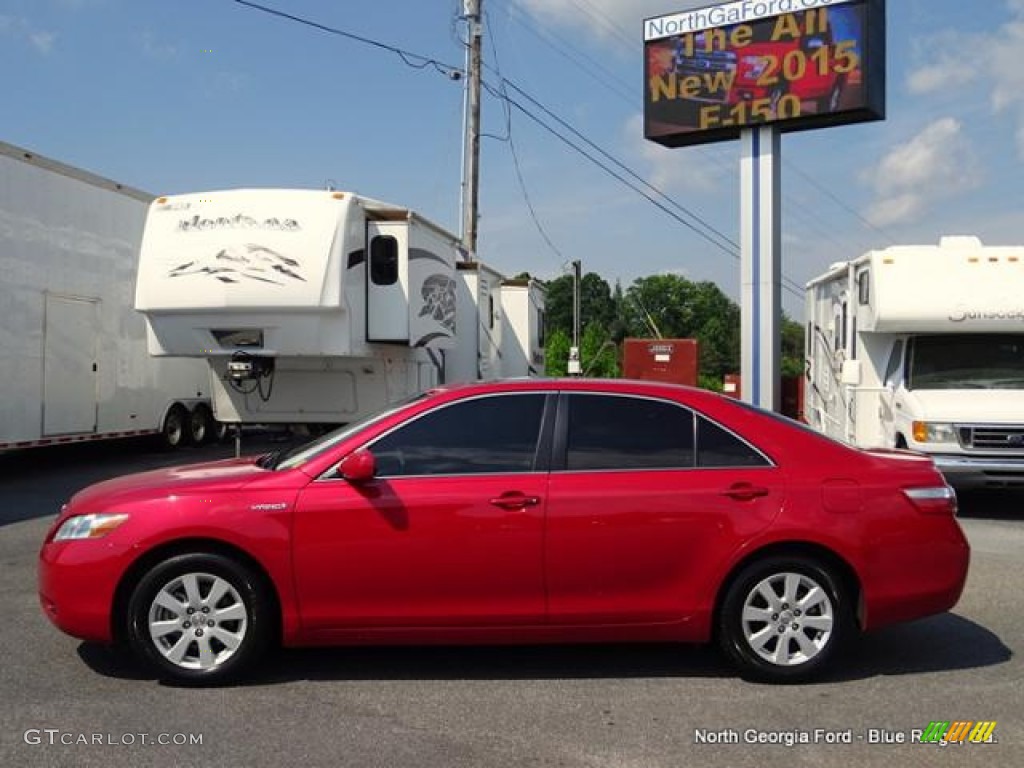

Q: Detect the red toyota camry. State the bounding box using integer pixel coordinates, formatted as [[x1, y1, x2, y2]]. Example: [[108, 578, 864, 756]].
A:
[[39, 379, 969, 684]]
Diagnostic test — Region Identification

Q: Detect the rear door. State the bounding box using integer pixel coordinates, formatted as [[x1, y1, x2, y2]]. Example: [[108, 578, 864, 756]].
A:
[[544, 392, 786, 625]]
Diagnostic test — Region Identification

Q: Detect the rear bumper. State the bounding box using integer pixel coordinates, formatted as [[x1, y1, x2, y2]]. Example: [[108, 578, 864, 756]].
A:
[[932, 455, 1024, 489], [861, 519, 970, 631]]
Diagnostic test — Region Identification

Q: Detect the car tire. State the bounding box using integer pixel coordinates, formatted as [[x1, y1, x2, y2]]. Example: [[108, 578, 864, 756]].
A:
[[717, 555, 853, 683], [158, 404, 190, 450], [126, 553, 273, 685]]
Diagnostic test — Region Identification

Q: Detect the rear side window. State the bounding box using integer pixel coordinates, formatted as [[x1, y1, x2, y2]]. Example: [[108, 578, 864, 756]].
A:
[[370, 394, 547, 476], [697, 417, 770, 468], [565, 394, 695, 471]]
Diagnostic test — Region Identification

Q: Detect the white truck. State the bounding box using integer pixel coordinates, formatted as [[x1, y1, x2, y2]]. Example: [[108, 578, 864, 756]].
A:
[[134, 188, 545, 427], [0, 141, 216, 452], [805, 236, 1024, 489]]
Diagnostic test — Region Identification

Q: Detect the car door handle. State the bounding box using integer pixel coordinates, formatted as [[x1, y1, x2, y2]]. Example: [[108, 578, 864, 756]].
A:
[[721, 483, 769, 501], [489, 493, 541, 510]]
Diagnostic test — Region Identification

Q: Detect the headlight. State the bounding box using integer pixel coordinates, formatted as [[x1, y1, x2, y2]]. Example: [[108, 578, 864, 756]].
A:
[[53, 513, 130, 541], [912, 422, 958, 444]]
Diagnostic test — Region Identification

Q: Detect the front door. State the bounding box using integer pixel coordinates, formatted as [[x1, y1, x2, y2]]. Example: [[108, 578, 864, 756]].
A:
[[292, 392, 552, 630]]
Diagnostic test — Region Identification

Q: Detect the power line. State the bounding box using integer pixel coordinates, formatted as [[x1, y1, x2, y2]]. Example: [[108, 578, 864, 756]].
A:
[[228, 0, 804, 300], [229, 0, 463, 78]]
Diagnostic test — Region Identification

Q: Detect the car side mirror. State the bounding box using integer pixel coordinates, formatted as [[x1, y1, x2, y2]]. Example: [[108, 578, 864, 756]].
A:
[[339, 449, 376, 483]]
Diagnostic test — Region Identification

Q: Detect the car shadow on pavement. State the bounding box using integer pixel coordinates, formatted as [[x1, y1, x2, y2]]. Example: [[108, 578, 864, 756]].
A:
[[835, 612, 1012, 680], [76, 612, 1011, 687]]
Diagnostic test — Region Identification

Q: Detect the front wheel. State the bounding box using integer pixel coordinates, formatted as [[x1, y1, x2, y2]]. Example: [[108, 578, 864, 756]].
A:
[[717, 556, 853, 682], [157, 404, 189, 450], [126, 553, 273, 685]]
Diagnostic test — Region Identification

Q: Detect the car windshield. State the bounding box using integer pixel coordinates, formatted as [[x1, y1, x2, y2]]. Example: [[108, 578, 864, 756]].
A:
[[908, 334, 1024, 390], [270, 393, 429, 471]]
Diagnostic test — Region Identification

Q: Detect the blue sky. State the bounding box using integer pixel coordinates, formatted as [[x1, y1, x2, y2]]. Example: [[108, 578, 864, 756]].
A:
[[3, 0, 1023, 319]]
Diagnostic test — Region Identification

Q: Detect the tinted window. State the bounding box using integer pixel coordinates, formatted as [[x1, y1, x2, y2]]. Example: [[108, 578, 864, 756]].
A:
[[566, 395, 694, 471], [371, 394, 546, 476], [697, 417, 769, 468], [370, 235, 399, 286]]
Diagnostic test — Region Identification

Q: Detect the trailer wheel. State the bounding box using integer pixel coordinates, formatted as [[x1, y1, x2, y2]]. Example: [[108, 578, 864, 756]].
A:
[[188, 404, 215, 444], [159, 404, 190, 450]]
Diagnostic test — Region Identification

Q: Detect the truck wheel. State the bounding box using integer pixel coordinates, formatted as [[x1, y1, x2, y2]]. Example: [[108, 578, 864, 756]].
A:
[[188, 405, 214, 444], [159, 404, 190, 450], [717, 555, 853, 682], [125, 553, 273, 685]]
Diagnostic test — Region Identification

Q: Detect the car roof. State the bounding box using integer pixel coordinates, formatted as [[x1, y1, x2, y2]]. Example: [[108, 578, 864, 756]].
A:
[[430, 377, 716, 401]]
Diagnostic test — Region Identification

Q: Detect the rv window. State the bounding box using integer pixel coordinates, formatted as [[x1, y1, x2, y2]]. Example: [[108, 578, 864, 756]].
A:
[[883, 340, 904, 387], [489, 295, 495, 330], [857, 271, 870, 305], [370, 236, 399, 286], [538, 309, 546, 348]]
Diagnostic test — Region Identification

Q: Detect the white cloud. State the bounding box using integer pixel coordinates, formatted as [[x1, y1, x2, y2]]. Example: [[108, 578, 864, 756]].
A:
[[0, 15, 56, 54], [30, 31, 55, 54], [624, 113, 721, 194], [141, 30, 177, 60], [513, 0, 701, 47], [907, 3, 1024, 159], [861, 118, 980, 227]]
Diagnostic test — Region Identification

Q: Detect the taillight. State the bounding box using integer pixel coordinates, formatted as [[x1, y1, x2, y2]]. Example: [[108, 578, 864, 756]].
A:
[[903, 486, 957, 515]]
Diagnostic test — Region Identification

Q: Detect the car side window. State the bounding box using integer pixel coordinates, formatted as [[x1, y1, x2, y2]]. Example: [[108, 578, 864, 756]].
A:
[[696, 416, 770, 468], [565, 394, 694, 471], [370, 394, 547, 477]]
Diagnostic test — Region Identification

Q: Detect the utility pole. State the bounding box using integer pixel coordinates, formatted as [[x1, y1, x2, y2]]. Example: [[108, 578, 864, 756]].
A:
[[568, 259, 582, 375], [460, 0, 483, 255]]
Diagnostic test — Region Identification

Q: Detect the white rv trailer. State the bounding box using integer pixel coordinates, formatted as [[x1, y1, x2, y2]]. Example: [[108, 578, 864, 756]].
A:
[[135, 188, 543, 426], [805, 236, 1024, 488], [499, 276, 546, 378], [0, 141, 214, 452]]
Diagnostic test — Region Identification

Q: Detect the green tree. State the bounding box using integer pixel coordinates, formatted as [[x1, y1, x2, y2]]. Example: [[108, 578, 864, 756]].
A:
[[580, 324, 619, 378], [544, 328, 570, 377], [781, 314, 805, 378], [543, 272, 616, 340]]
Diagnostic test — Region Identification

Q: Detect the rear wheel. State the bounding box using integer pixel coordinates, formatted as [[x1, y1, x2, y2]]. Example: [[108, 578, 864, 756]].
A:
[[188, 404, 214, 444], [718, 556, 853, 682], [126, 553, 273, 685]]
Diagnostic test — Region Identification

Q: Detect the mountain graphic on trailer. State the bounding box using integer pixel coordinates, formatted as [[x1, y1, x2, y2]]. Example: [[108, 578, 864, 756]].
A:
[[167, 244, 306, 285]]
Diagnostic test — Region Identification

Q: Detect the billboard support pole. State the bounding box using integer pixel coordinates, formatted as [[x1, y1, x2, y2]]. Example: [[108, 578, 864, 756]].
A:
[[740, 125, 781, 411]]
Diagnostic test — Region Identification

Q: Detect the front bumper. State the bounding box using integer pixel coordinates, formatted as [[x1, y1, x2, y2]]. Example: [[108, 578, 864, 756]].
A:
[[932, 455, 1024, 489], [38, 539, 129, 644]]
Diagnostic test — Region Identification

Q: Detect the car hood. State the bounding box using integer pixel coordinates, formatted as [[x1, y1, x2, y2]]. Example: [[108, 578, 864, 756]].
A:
[[67, 456, 269, 512], [905, 389, 1024, 422]]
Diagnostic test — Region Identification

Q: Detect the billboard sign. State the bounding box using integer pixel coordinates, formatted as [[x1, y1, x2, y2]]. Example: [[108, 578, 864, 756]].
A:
[[644, 0, 885, 147]]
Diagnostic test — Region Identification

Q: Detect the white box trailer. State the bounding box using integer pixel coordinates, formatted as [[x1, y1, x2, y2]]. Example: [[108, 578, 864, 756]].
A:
[[135, 188, 542, 426], [0, 141, 215, 451], [805, 236, 1024, 488]]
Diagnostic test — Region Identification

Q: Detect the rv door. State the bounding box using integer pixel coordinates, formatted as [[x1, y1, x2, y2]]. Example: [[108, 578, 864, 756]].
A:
[[366, 221, 409, 343]]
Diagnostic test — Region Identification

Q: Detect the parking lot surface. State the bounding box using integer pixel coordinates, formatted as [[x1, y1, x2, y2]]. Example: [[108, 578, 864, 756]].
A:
[[1, 438, 1020, 767]]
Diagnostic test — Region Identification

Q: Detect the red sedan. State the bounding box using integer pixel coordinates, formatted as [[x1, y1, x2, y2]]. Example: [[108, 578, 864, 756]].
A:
[[39, 379, 969, 684]]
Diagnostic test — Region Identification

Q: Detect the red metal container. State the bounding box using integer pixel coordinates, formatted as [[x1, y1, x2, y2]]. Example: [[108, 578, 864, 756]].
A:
[[622, 338, 699, 387]]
